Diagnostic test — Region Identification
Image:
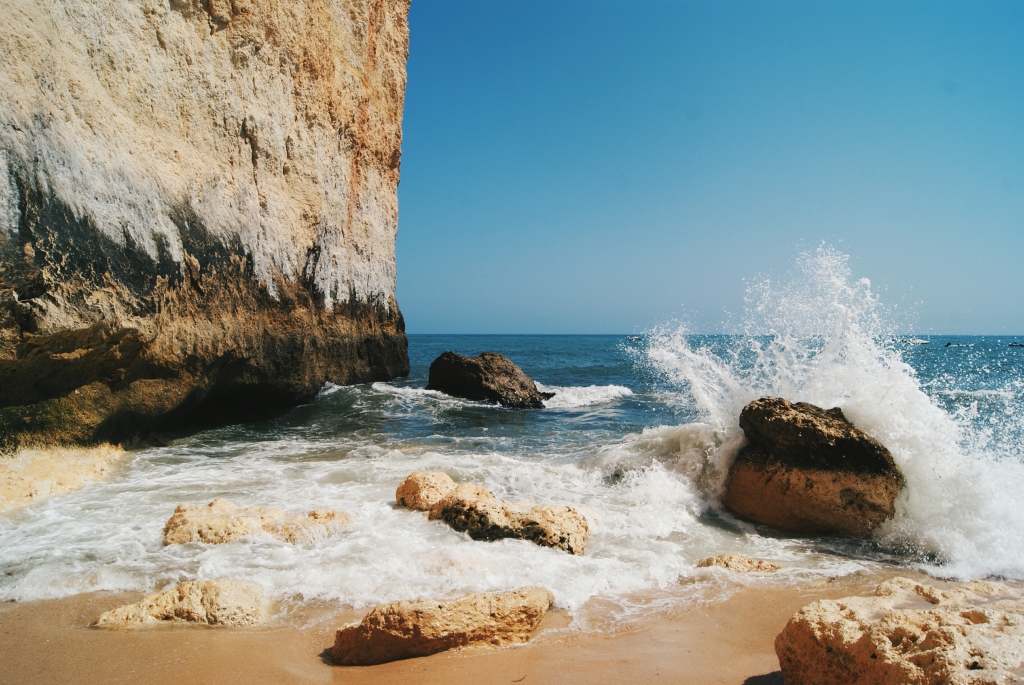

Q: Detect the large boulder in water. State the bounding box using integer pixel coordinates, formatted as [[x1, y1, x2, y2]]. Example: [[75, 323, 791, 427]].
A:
[[775, 577, 1024, 685], [427, 482, 588, 556], [426, 351, 554, 408], [332, 587, 553, 665], [93, 579, 268, 627], [722, 397, 904, 537]]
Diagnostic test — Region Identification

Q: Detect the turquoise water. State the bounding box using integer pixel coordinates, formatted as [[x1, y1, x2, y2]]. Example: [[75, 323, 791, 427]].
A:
[[1, 249, 1022, 624]]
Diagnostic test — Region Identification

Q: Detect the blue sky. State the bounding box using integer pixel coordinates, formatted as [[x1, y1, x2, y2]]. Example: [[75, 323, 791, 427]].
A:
[[395, 0, 1023, 334]]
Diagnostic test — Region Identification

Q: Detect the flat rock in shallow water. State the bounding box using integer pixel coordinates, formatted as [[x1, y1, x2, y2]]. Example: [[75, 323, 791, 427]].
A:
[[426, 351, 554, 408], [332, 587, 553, 665], [163, 498, 352, 545], [775, 577, 1024, 685], [94, 580, 268, 627], [395, 472, 456, 510], [428, 483, 588, 556], [723, 397, 905, 537], [697, 553, 780, 573]]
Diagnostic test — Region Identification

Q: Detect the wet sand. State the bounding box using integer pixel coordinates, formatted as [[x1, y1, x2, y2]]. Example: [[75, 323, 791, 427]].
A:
[[0, 570, 939, 685]]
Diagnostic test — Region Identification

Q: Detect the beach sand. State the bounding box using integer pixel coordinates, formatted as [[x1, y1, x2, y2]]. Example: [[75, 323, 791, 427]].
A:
[[0, 569, 948, 685]]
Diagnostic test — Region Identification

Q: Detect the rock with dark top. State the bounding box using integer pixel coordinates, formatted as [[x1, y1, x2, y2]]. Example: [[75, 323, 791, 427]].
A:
[[427, 483, 588, 556], [426, 352, 554, 408], [722, 397, 905, 537]]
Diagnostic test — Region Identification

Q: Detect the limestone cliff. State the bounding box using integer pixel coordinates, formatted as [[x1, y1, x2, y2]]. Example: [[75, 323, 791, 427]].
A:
[[0, 0, 411, 449]]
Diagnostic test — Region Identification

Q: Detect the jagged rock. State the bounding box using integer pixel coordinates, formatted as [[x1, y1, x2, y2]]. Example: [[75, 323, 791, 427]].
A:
[[0, 0, 411, 452], [697, 553, 780, 573], [94, 580, 268, 627], [426, 351, 554, 408], [395, 471, 456, 510], [775, 577, 1024, 685], [163, 498, 352, 545], [332, 587, 553, 665], [723, 397, 905, 537], [428, 483, 588, 556]]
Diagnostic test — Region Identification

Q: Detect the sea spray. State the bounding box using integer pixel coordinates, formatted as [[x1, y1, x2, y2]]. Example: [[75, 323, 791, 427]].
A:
[[0, 257, 1020, 624], [643, 246, 1024, 579]]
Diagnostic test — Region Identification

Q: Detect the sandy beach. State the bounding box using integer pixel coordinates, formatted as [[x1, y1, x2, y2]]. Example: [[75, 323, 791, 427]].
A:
[[0, 569, 957, 685]]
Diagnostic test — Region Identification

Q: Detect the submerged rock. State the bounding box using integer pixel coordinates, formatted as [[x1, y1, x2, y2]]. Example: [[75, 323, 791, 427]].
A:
[[163, 498, 352, 545], [332, 587, 553, 665], [697, 553, 781, 573], [94, 580, 268, 627], [775, 577, 1024, 685], [428, 483, 588, 556], [723, 397, 905, 537], [0, 0, 411, 452], [426, 351, 554, 408], [395, 472, 456, 510]]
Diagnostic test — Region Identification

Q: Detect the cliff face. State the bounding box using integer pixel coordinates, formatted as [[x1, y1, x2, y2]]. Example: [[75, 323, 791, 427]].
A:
[[0, 0, 411, 449]]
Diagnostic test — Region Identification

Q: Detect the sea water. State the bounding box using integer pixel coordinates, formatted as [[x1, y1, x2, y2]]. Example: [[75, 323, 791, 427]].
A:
[[1, 248, 1022, 624]]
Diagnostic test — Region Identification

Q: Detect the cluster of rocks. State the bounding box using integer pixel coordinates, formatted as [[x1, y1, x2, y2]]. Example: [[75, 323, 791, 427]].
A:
[[396, 472, 589, 556], [90, 393, 1022, 677]]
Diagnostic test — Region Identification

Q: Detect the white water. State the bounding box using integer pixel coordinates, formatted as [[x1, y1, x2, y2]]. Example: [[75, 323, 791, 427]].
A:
[[644, 246, 1024, 579], [1, 246, 1020, 624]]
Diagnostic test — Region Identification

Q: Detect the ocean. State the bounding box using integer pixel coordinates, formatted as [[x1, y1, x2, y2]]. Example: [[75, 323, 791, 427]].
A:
[[1, 248, 1022, 627]]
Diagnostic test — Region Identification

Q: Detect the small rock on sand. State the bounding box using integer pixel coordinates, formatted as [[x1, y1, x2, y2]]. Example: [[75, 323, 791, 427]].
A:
[[697, 553, 781, 573], [94, 580, 268, 627], [395, 472, 456, 510], [775, 577, 1024, 685], [332, 587, 554, 665], [163, 498, 352, 545]]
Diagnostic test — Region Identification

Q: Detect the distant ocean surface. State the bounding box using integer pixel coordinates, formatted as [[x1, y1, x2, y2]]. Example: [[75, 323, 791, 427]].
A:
[[2, 249, 1022, 625]]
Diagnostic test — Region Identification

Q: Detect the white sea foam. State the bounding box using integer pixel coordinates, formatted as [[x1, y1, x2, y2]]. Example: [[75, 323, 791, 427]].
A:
[[537, 383, 634, 408], [644, 246, 1024, 580]]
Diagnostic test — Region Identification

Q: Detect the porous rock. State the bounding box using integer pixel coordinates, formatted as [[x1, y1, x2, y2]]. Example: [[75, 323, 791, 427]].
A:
[[697, 553, 780, 573], [775, 577, 1024, 685], [163, 498, 352, 545], [0, 0, 412, 452], [723, 397, 905, 537], [426, 351, 554, 408], [395, 471, 455, 510], [332, 587, 553, 665], [428, 483, 588, 556], [94, 579, 268, 627]]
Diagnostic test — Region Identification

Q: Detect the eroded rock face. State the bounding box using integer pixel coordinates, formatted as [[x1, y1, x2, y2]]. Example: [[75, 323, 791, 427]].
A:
[[426, 351, 554, 408], [163, 498, 352, 545], [332, 587, 553, 666], [395, 471, 455, 510], [775, 577, 1024, 685], [697, 553, 780, 573], [428, 483, 588, 556], [723, 397, 905, 537], [0, 0, 411, 451], [94, 579, 268, 627]]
